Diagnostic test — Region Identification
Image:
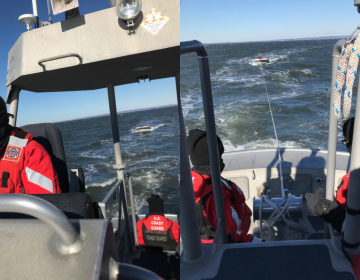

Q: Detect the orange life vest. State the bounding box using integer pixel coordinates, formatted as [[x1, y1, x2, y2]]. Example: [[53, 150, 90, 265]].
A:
[[0, 129, 34, 194]]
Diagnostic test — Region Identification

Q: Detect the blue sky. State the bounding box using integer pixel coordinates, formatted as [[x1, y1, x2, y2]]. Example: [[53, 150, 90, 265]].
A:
[[0, 1, 177, 126], [2, 1, 359, 126], [181, 0, 360, 43]]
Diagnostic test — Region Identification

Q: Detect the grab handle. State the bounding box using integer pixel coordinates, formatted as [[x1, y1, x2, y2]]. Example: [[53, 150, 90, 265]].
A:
[[0, 194, 79, 246], [38, 53, 82, 71]]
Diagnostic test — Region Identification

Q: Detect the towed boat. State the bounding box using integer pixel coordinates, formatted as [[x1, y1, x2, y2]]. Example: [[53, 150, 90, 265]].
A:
[[135, 125, 152, 131], [255, 56, 270, 64]]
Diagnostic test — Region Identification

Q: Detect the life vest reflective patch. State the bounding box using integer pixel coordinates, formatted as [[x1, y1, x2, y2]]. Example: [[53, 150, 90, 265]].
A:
[[230, 205, 242, 235], [221, 179, 232, 190], [26, 167, 54, 193]]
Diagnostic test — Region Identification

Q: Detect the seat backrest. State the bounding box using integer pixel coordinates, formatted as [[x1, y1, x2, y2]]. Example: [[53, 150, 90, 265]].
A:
[[21, 123, 69, 193]]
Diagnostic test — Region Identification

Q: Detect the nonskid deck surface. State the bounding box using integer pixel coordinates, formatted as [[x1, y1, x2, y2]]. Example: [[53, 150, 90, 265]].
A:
[[180, 239, 357, 280], [205, 245, 354, 280]]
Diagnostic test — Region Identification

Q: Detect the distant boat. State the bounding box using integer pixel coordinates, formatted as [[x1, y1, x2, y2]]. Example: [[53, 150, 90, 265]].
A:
[[135, 125, 152, 131], [255, 56, 270, 64]]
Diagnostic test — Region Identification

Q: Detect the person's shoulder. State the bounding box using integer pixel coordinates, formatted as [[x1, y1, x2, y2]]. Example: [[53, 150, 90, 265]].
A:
[[25, 138, 48, 154], [12, 127, 34, 140]]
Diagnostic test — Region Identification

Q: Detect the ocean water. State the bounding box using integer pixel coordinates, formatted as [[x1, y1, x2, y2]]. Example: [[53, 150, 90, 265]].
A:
[[180, 39, 355, 153], [56, 106, 180, 217]]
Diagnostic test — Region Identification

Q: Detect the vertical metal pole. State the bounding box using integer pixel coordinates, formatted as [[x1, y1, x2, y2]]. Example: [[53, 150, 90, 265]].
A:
[[127, 174, 138, 247], [8, 87, 21, 127], [177, 73, 204, 262], [324, 39, 345, 239], [343, 78, 360, 250], [107, 85, 127, 222], [32, 0, 39, 28], [47, 0, 53, 23], [107, 84, 125, 183], [197, 56, 228, 244]]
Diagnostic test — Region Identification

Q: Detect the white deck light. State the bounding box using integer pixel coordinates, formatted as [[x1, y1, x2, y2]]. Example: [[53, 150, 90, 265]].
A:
[[115, 0, 142, 27]]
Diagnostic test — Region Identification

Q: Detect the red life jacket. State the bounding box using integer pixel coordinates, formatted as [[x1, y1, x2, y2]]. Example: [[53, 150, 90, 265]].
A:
[[0, 129, 34, 194], [192, 170, 253, 243], [137, 214, 180, 251], [194, 174, 217, 241], [336, 169, 350, 209]]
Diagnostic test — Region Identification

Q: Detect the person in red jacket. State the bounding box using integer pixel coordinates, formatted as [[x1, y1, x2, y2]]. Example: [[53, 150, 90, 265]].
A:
[[137, 194, 180, 251], [0, 97, 61, 194], [305, 117, 355, 233], [187, 129, 261, 243]]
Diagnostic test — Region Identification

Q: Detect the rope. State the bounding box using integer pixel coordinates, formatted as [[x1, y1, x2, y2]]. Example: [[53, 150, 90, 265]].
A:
[[139, 132, 156, 194], [257, 61, 297, 240], [259, 63, 285, 198], [259, 194, 295, 240], [333, 36, 360, 122]]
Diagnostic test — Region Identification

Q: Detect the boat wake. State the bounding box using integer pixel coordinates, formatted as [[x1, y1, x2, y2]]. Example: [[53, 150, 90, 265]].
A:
[[223, 138, 302, 152]]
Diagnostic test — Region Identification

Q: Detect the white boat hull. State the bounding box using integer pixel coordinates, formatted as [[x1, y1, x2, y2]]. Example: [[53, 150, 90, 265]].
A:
[[254, 58, 270, 64]]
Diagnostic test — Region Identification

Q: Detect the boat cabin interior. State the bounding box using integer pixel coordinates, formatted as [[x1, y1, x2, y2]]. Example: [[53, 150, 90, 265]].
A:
[[1, 1, 180, 279]]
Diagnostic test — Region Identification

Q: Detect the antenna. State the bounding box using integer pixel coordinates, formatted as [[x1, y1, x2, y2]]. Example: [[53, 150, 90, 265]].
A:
[[18, 14, 37, 31], [32, 0, 39, 28], [47, 0, 53, 23]]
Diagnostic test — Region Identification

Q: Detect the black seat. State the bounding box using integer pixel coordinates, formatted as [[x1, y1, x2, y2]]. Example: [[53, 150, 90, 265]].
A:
[[21, 123, 69, 193]]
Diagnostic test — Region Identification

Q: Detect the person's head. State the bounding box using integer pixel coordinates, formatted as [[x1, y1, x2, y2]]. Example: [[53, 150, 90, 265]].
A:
[[187, 129, 225, 174], [0, 97, 9, 128], [147, 194, 165, 216], [343, 117, 355, 154]]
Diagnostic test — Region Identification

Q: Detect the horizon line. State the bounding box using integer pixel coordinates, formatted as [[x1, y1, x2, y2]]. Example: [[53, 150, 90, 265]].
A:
[[53, 104, 177, 124], [200, 35, 346, 45]]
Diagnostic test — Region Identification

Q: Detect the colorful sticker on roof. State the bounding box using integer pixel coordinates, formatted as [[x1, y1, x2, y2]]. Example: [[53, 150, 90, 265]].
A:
[[141, 8, 169, 35]]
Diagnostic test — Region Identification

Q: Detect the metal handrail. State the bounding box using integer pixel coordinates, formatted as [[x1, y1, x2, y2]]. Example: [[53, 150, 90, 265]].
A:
[[0, 194, 79, 246], [177, 72, 203, 262], [98, 180, 122, 219], [97, 178, 133, 252], [180, 40, 228, 246], [180, 40, 208, 57], [119, 178, 133, 252], [38, 53, 82, 71], [125, 172, 138, 246], [103, 180, 122, 205]]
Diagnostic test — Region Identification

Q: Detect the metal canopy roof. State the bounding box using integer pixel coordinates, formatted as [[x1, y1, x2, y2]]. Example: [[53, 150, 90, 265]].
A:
[[6, 0, 180, 93], [10, 46, 179, 92]]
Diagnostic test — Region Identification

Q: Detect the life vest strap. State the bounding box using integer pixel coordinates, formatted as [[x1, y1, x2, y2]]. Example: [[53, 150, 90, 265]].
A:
[[14, 130, 28, 139], [1, 172, 9, 188], [196, 190, 216, 240]]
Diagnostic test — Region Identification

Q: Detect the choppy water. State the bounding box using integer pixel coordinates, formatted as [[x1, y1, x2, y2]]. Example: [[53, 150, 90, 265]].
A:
[[56, 106, 180, 217], [180, 39, 355, 153]]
